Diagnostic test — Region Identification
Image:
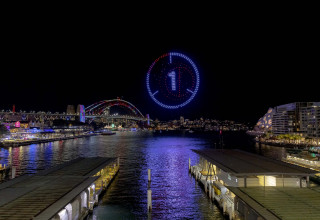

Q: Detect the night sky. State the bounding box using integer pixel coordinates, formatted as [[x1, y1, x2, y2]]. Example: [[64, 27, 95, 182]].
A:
[[1, 10, 318, 124]]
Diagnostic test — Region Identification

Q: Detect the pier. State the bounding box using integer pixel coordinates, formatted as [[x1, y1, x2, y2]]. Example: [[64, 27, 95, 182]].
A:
[[0, 157, 119, 220], [190, 149, 320, 219]]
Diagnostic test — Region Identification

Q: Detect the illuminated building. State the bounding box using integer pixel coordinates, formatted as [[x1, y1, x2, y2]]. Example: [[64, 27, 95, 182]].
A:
[[300, 102, 320, 142], [191, 149, 319, 219], [272, 103, 302, 135], [256, 108, 275, 131], [256, 102, 320, 141]]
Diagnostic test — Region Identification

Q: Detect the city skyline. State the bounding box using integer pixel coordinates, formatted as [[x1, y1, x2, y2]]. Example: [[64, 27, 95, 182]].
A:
[[1, 12, 318, 124]]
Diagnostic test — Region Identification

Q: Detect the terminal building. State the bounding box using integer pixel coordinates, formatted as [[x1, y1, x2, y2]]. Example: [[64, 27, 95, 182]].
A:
[[190, 149, 320, 219], [0, 157, 119, 219]]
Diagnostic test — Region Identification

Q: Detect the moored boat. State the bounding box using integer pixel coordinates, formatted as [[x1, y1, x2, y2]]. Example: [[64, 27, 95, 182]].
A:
[[101, 130, 116, 135]]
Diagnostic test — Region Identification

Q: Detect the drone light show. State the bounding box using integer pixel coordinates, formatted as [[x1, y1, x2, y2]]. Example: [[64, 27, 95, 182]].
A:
[[146, 52, 200, 109]]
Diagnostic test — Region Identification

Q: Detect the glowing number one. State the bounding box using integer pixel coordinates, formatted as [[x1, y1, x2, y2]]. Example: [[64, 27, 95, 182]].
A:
[[168, 71, 176, 91]]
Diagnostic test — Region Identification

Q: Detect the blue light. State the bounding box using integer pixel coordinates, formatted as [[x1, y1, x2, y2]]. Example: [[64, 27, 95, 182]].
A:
[[168, 71, 176, 91], [187, 89, 194, 94], [152, 90, 159, 96], [146, 52, 200, 109]]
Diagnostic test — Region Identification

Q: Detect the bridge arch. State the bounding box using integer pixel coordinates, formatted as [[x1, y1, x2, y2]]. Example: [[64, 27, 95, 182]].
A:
[[85, 99, 144, 118]]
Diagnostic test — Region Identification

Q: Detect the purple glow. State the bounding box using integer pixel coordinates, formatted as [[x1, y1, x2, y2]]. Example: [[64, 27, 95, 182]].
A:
[[143, 137, 208, 219]]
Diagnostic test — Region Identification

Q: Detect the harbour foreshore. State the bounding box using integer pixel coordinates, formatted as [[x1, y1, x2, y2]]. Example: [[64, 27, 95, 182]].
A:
[[0, 133, 99, 147]]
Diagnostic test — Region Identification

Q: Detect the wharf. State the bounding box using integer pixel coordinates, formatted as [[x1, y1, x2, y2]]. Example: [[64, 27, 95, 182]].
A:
[[190, 149, 319, 219], [231, 186, 320, 220], [0, 157, 119, 220]]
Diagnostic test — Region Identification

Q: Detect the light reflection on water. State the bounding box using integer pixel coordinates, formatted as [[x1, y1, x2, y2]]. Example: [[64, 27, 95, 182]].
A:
[[0, 131, 290, 219]]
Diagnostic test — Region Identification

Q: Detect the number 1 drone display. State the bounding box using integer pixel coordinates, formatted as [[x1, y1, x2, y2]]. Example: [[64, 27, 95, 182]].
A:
[[146, 52, 200, 109]]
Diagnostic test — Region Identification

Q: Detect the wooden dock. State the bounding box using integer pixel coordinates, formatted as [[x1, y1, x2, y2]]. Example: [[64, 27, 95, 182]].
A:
[[0, 157, 119, 220]]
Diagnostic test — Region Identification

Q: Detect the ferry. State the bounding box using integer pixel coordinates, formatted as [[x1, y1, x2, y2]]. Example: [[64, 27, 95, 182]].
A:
[[101, 130, 116, 135]]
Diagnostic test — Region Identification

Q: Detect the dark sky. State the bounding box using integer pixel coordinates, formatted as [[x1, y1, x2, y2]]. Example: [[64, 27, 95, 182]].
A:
[[1, 9, 319, 124]]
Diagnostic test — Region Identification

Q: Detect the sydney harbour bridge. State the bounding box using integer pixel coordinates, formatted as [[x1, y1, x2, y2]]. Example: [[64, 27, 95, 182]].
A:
[[85, 99, 150, 126], [0, 99, 150, 127]]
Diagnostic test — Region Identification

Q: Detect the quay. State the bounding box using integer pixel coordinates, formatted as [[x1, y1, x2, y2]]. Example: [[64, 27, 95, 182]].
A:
[[190, 149, 320, 219], [283, 154, 320, 184], [0, 157, 119, 220], [0, 133, 99, 147]]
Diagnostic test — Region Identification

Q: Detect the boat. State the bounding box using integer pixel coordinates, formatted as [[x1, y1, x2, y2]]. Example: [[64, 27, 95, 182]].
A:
[[101, 130, 116, 135]]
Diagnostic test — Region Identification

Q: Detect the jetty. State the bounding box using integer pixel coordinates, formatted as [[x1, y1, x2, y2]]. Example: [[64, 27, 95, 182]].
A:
[[190, 149, 320, 219], [0, 157, 119, 220]]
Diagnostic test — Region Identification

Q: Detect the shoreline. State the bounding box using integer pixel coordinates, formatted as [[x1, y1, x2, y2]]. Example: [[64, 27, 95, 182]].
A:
[[255, 139, 312, 149], [246, 131, 320, 149], [0, 133, 99, 147]]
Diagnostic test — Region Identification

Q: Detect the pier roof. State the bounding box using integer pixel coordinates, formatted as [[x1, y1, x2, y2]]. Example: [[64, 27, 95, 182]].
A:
[[0, 157, 117, 220], [192, 149, 317, 176], [229, 186, 320, 219]]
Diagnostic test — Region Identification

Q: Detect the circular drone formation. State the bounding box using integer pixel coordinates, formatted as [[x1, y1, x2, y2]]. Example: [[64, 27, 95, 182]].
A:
[[146, 52, 200, 109]]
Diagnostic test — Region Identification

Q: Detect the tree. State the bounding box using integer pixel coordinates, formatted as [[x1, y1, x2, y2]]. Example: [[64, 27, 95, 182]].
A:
[[292, 134, 302, 144]]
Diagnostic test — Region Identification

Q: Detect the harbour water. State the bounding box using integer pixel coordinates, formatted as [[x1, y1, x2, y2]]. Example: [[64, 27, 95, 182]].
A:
[[0, 130, 291, 219]]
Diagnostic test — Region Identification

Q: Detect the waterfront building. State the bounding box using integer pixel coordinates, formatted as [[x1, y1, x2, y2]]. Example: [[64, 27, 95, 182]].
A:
[[272, 102, 302, 135], [190, 149, 319, 219], [255, 102, 320, 143], [300, 102, 320, 142], [0, 157, 119, 219], [256, 108, 274, 131]]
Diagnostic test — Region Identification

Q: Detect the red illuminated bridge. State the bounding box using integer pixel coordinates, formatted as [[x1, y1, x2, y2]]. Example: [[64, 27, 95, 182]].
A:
[[85, 99, 149, 122]]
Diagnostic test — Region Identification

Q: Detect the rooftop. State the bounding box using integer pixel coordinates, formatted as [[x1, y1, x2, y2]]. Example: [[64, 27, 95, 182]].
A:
[[229, 186, 320, 220], [192, 149, 317, 176], [0, 157, 116, 220]]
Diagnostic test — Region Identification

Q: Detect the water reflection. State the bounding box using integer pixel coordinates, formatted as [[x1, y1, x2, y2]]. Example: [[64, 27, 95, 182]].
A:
[[90, 133, 224, 219], [143, 137, 217, 219]]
